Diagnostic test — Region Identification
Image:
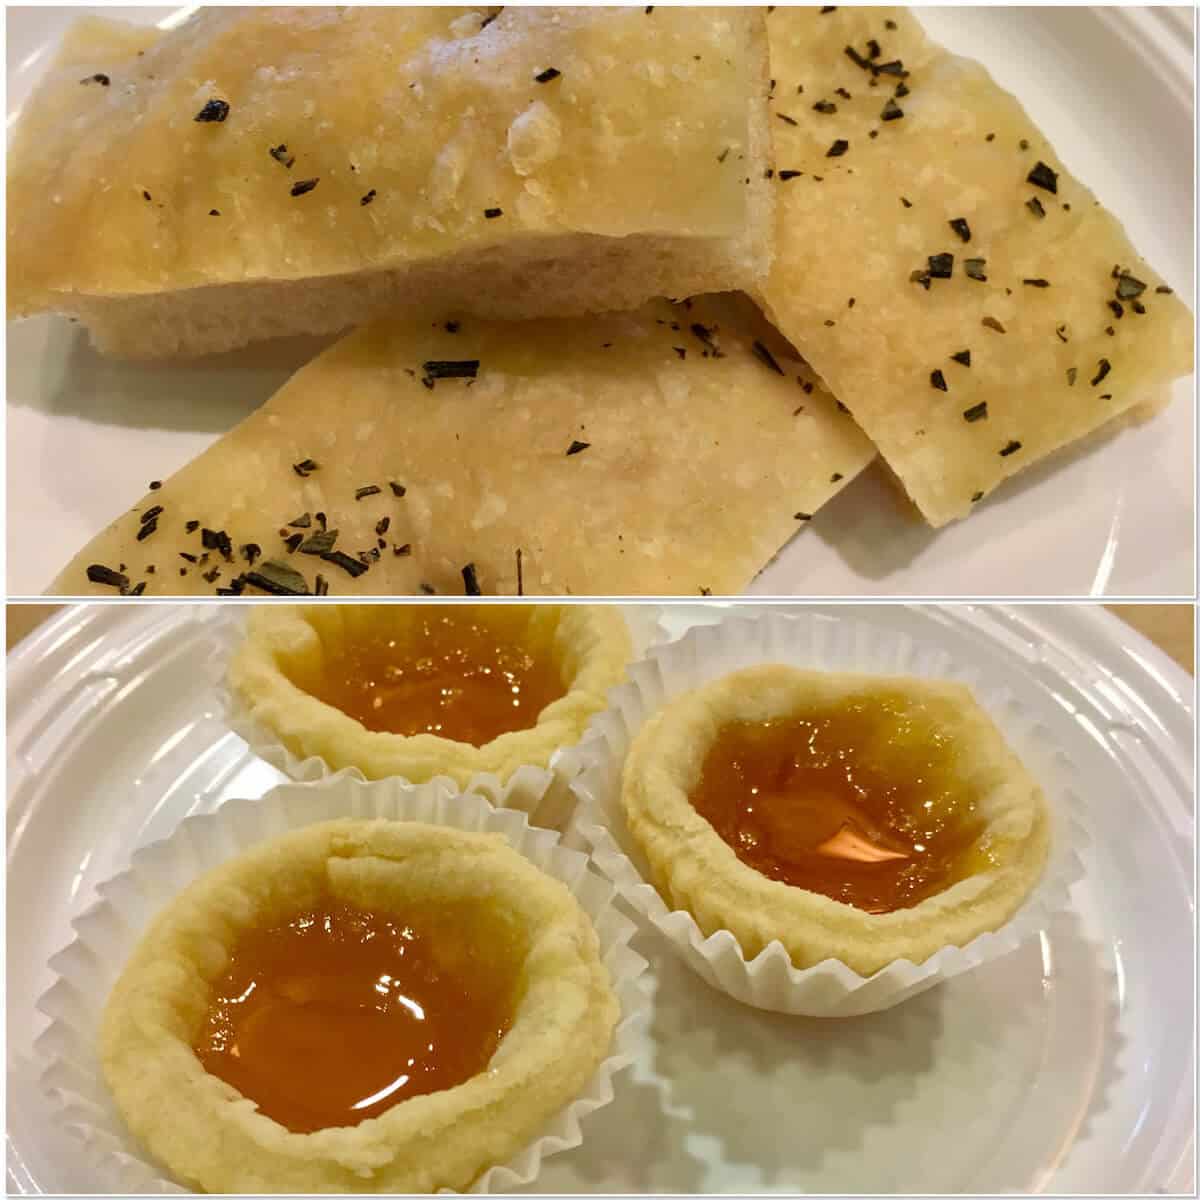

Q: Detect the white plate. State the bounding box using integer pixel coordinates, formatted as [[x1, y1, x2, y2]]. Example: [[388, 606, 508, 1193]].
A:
[[6, 602, 1195, 1193], [4, 7, 1195, 599]]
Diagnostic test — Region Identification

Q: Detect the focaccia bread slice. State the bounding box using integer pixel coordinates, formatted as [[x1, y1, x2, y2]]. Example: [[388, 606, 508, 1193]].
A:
[[50, 296, 874, 597], [758, 6, 1193, 527], [9, 7, 773, 359]]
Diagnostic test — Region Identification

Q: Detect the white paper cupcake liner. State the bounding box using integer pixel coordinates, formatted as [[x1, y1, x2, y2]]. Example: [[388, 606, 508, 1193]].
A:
[[210, 604, 667, 832], [570, 608, 1089, 1019], [34, 774, 651, 1195]]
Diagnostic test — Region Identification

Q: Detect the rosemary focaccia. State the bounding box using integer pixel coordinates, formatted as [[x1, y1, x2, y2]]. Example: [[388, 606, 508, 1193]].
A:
[[50, 296, 875, 597], [8, 7, 773, 358], [758, 6, 1194, 527]]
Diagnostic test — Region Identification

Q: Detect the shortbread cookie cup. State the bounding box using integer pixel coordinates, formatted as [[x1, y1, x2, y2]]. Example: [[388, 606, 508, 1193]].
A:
[[223, 604, 633, 828], [571, 609, 1086, 1018], [36, 775, 650, 1194]]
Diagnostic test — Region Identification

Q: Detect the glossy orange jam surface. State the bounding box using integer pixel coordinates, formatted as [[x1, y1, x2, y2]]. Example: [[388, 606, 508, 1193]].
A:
[[301, 611, 565, 745], [194, 900, 518, 1133], [690, 693, 988, 913]]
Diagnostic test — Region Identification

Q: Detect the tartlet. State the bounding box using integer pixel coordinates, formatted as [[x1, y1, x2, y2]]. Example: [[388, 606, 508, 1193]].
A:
[[100, 818, 619, 1193], [621, 664, 1050, 975], [227, 604, 630, 784]]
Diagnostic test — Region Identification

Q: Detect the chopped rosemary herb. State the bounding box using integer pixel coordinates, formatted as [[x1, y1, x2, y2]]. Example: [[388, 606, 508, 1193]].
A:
[[421, 360, 479, 382], [320, 550, 367, 578], [299, 530, 338, 555], [87, 564, 128, 589], [193, 99, 230, 123], [928, 253, 954, 279], [200, 529, 233, 561], [1115, 272, 1147, 300], [1026, 161, 1058, 193], [752, 340, 785, 375], [245, 560, 309, 595]]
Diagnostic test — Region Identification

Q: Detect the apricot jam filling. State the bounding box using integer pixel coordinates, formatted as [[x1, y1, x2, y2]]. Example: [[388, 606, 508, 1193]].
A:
[[296, 610, 565, 745], [195, 900, 519, 1133], [690, 692, 992, 913]]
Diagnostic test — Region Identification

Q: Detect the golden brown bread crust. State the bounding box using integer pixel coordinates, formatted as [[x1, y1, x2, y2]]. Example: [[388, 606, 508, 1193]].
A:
[[9, 7, 775, 357], [50, 296, 875, 597], [758, 6, 1193, 526]]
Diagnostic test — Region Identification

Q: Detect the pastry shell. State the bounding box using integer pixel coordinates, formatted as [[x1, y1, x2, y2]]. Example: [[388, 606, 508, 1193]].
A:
[[621, 663, 1051, 976], [226, 604, 630, 791], [40, 776, 649, 1194], [571, 608, 1086, 1017]]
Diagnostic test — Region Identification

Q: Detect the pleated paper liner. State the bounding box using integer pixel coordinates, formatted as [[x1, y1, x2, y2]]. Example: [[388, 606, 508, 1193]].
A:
[[35, 774, 651, 1194], [570, 608, 1089, 1018]]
